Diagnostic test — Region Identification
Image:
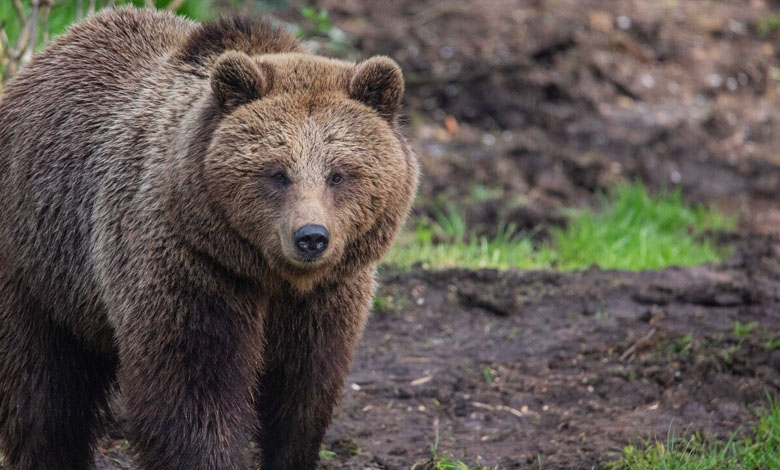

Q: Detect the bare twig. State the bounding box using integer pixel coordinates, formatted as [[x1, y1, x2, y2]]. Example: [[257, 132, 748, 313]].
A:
[[12, 0, 27, 23], [2, 0, 56, 84], [76, 0, 83, 19], [619, 328, 658, 361], [144, 0, 155, 8], [0, 26, 5, 94], [87, 0, 97, 16], [166, 0, 187, 11], [0, 25, 10, 62], [409, 374, 433, 386], [4, 2, 32, 80], [40, 1, 52, 47], [20, 0, 40, 67], [471, 401, 536, 419]]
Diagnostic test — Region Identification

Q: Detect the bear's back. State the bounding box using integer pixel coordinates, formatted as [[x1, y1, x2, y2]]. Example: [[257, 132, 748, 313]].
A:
[[0, 9, 194, 316], [0, 8, 194, 145]]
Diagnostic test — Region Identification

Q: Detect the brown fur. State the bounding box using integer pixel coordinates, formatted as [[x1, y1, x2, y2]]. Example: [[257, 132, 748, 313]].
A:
[[0, 7, 418, 470]]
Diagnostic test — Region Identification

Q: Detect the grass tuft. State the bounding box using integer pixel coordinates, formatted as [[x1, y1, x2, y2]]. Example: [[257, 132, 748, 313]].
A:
[[606, 398, 780, 470], [411, 424, 496, 470], [552, 183, 734, 270], [318, 446, 337, 461], [385, 183, 735, 271], [758, 14, 780, 36], [384, 206, 555, 270]]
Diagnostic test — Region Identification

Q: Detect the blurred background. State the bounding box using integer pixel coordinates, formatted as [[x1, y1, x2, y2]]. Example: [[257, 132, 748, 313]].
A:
[[2, 1, 780, 469], [4, 0, 780, 269]]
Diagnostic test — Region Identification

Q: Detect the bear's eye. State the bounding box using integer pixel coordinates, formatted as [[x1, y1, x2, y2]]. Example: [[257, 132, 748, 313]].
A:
[[272, 171, 290, 186], [328, 173, 344, 186]]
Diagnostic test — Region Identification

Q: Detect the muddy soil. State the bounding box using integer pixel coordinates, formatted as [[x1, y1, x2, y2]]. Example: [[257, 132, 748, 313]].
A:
[[91, 236, 780, 469], [265, 0, 780, 235]]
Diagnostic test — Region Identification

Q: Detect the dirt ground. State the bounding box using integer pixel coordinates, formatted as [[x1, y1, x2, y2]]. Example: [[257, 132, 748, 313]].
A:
[[93, 235, 780, 469], [318, 236, 780, 469], [86, 0, 780, 468]]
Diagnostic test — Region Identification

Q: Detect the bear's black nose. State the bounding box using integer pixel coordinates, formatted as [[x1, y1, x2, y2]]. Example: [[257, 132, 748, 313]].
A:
[[294, 224, 329, 258]]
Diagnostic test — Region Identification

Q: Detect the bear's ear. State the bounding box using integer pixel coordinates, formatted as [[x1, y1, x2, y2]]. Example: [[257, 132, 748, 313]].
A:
[[210, 51, 272, 112], [349, 56, 404, 121]]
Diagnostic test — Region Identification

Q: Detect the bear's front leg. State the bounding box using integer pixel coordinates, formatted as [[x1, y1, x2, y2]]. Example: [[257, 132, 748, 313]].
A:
[[115, 274, 262, 470], [255, 271, 374, 470]]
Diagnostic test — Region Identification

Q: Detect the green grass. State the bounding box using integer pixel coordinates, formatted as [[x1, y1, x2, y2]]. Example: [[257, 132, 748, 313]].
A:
[[424, 456, 493, 470], [415, 399, 780, 469], [606, 399, 780, 470], [0, 0, 213, 87], [384, 183, 735, 271], [411, 425, 497, 470], [0, 0, 212, 44], [758, 14, 780, 36], [552, 183, 734, 270], [385, 214, 556, 270], [1, 0, 212, 78], [318, 446, 337, 461]]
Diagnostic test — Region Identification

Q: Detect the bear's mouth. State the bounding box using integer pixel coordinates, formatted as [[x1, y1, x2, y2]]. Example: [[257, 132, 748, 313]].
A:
[[296, 255, 322, 265], [286, 254, 329, 269]]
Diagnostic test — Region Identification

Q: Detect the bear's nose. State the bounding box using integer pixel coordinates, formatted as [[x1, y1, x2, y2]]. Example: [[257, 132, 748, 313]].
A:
[[293, 224, 329, 258]]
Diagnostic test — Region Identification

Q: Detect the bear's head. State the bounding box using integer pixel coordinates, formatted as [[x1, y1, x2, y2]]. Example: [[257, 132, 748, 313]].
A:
[[202, 51, 418, 290]]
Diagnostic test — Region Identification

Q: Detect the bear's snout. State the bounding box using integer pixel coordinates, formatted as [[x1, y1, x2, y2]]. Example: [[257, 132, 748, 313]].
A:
[[293, 224, 330, 259]]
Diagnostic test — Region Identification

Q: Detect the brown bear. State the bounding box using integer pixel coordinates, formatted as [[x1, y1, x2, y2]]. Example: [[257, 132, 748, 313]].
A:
[[0, 7, 417, 470]]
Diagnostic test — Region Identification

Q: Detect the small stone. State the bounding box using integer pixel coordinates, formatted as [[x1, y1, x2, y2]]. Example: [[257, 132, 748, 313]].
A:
[[708, 73, 723, 88]]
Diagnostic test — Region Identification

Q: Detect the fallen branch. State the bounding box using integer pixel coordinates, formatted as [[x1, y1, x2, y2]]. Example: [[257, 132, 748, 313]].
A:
[[619, 328, 658, 361], [471, 401, 536, 419]]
